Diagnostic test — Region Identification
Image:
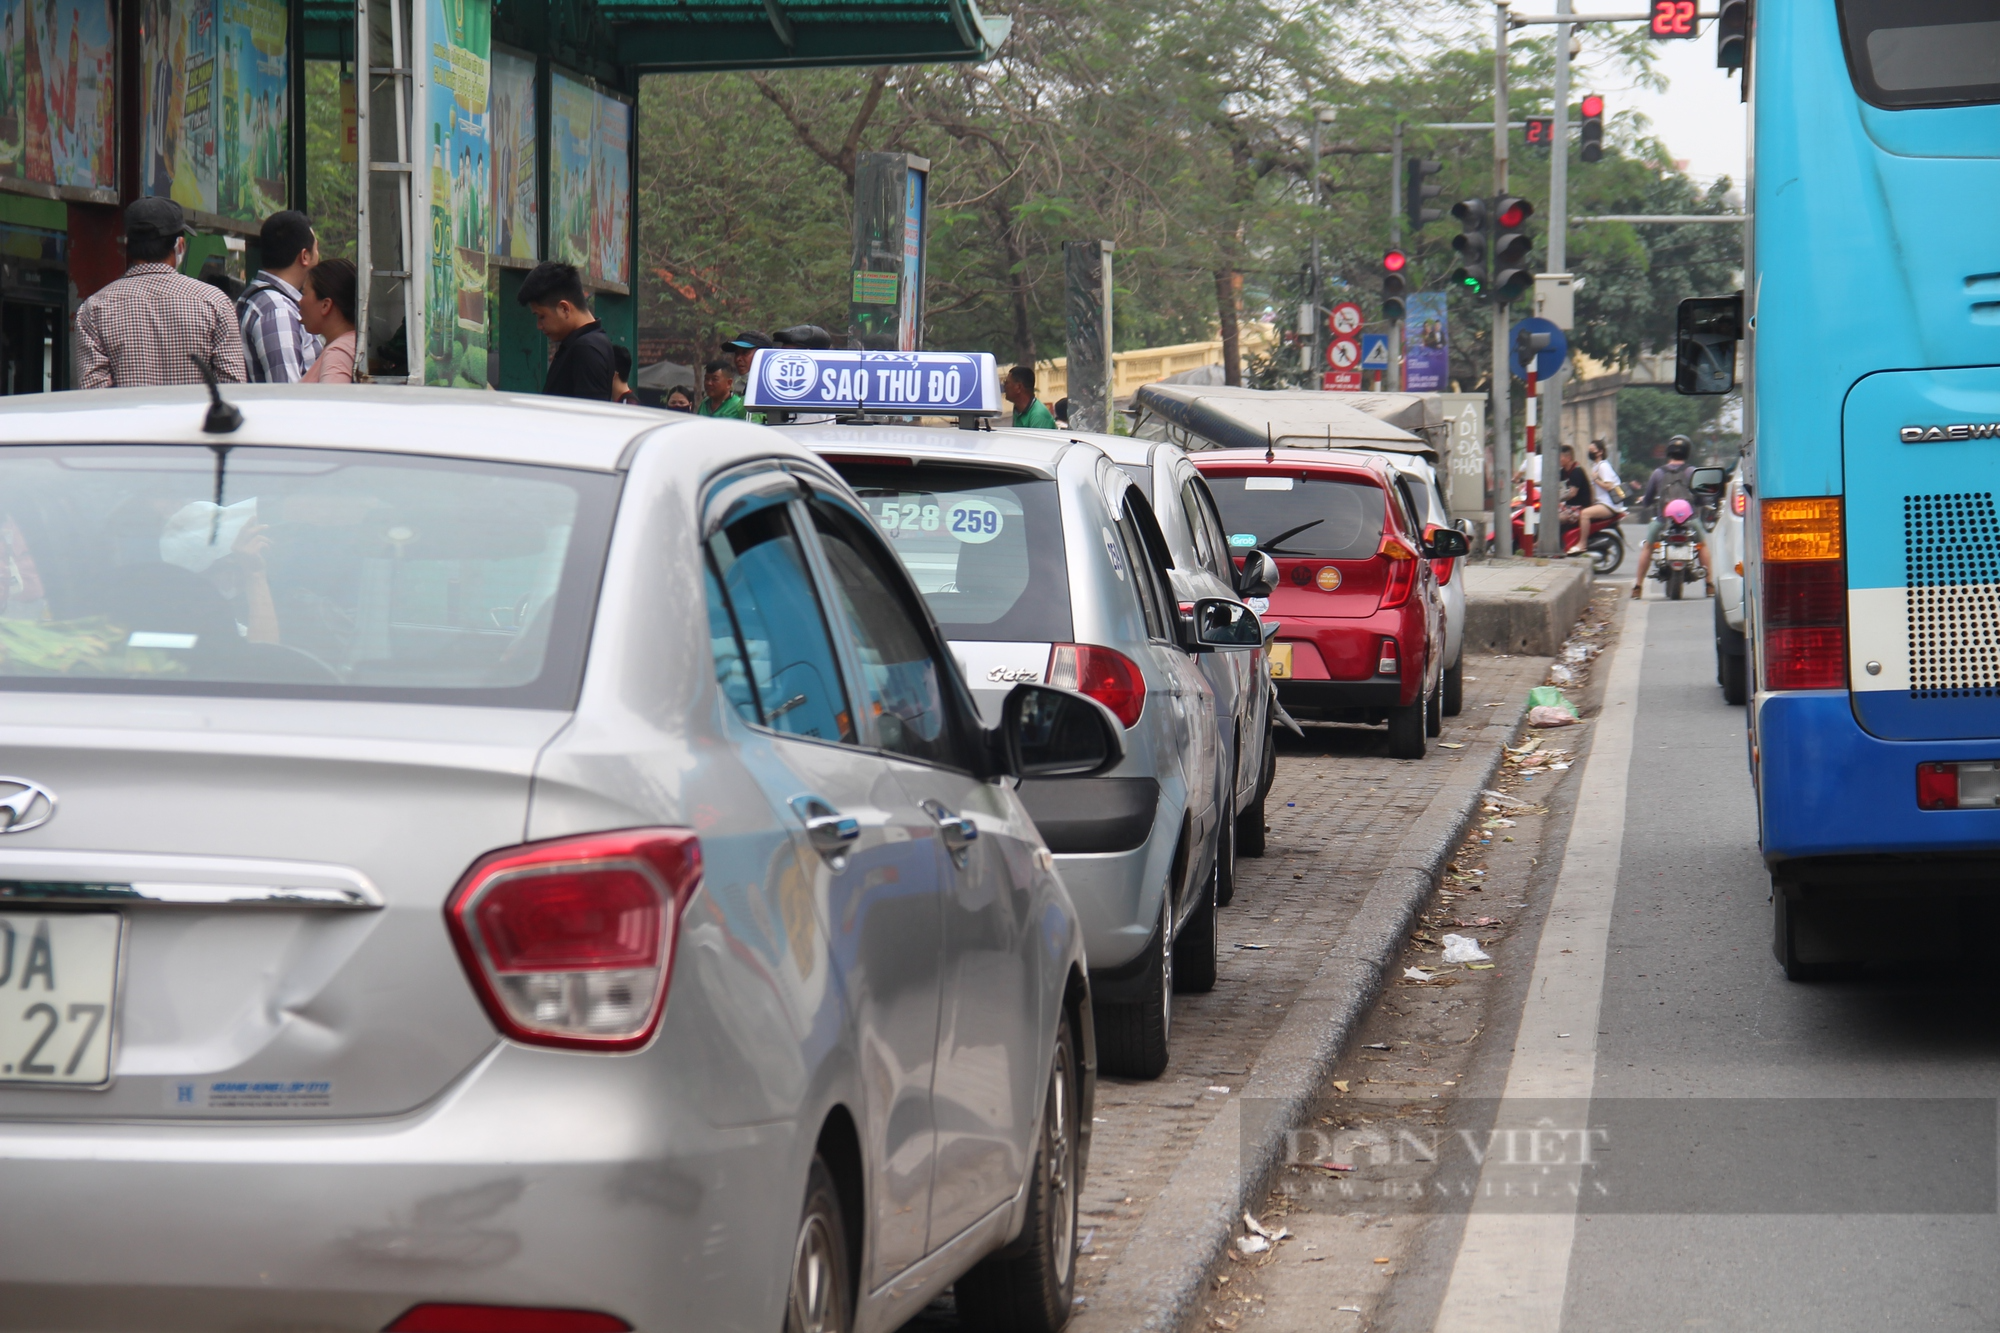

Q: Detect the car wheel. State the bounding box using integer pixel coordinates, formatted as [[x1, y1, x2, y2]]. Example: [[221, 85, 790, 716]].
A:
[[1096, 895, 1171, 1079], [1386, 686, 1428, 760], [1442, 655, 1464, 717], [1216, 768, 1238, 907], [1173, 829, 1219, 994], [785, 1157, 853, 1333], [1425, 669, 1443, 737], [956, 1010, 1080, 1333], [1722, 649, 1748, 706], [1237, 732, 1274, 859]]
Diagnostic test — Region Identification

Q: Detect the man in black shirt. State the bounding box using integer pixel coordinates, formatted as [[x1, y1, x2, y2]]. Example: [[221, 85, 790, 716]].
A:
[[519, 261, 616, 400]]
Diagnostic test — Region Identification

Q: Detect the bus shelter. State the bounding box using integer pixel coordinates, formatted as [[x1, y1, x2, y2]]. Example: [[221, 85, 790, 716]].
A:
[[0, 0, 1006, 393]]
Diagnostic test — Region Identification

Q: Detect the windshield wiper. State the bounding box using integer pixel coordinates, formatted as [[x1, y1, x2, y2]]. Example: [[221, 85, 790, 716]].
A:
[[1258, 518, 1324, 555]]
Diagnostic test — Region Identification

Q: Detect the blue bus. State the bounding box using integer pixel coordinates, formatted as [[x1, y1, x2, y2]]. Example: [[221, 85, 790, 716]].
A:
[[1693, 0, 2000, 978]]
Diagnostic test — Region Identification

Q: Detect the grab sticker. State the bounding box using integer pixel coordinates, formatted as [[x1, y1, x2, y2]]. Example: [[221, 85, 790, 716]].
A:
[[1229, 533, 1257, 547], [947, 499, 1004, 543]]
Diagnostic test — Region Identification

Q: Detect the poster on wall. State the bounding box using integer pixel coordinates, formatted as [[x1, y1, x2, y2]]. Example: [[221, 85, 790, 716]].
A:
[[1403, 292, 1450, 393], [140, 0, 287, 224], [0, 0, 115, 193], [592, 91, 628, 289], [424, 0, 489, 387], [488, 48, 535, 264]]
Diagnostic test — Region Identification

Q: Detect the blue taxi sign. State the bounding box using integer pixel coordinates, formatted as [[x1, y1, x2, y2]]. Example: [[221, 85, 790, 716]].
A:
[[745, 349, 1000, 416]]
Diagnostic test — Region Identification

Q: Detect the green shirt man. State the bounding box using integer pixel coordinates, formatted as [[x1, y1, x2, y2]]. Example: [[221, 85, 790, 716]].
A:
[[1003, 363, 1057, 429], [700, 359, 747, 420]]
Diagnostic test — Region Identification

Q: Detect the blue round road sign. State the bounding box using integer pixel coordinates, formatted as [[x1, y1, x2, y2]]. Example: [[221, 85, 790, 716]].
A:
[[1508, 317, 1568, 381]]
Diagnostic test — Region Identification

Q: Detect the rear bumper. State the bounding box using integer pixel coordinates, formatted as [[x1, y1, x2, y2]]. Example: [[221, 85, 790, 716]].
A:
[[0, 1045, 798, 1332], [1760, 690, 2000, 863], [1275, 680, 1406, 718], [1272, 610, 1423, 712]]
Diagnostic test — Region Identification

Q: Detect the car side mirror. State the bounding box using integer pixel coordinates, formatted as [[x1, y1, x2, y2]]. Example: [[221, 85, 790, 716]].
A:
[[1423, 529, 1470, 558], [1189, 597, 1262, 652], [1235, 549, 1278, 599], [997, 684, 1126, 778], [1676, 294, 1742, 396], [1689, 466, 1726, 501]]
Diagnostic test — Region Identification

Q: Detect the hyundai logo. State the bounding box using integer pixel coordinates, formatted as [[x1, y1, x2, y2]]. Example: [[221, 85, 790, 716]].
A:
[[0, 778, 56, 834]]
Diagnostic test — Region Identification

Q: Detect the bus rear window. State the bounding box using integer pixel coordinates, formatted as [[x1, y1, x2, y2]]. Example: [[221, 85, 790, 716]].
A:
[[1841, 0, 2000, 109]]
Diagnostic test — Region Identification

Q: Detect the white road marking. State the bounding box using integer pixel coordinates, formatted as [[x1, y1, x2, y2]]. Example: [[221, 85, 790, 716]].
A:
[[1432, 600, 1649, 1333]]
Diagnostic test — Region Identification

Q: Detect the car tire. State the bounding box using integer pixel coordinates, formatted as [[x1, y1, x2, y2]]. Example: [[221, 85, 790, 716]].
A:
[[1442, 655, 1464, 717], [1216, 768, 1238, 907], [1386, 686, 1428, 760], [1715, 598, 1748, 705], [956, 1011, 1080, 1333], [785, 1157, 854, 1333], [1173, 831, 1220, 994], [1237, 731, 1275, 859], [1425, 670, 1443, 736], [1096, 896, 1171, 1079]]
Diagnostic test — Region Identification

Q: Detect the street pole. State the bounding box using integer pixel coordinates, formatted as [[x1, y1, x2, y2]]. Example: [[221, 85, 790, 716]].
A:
[[1491, 1, 1512, 558], [1390, 118, 1403, 392], [1537, 0, 1571, 556], [1309, 111, 1323, 383]]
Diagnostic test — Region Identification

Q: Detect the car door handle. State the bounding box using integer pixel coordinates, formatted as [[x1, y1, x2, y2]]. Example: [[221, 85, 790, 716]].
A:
[[790, 795, 860, 860], [920, 800, 979, 865]]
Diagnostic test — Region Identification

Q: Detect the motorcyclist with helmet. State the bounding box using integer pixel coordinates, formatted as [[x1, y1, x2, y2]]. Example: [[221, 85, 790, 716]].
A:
[[1631, 436, 1713, 599]]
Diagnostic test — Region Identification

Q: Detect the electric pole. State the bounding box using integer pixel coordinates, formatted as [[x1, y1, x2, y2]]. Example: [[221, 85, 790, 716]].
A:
[[1307, 108, 1334, 383], [1390, 118, 1402, 391], [1537, 0, 1572, 554], [1491, 1, 1512, 558]]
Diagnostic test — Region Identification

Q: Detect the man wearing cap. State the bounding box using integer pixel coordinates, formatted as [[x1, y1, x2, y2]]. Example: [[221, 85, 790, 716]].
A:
[[721, 332, 771, 422], [238, 210, 322, 382], [75, 198, 248, 389]]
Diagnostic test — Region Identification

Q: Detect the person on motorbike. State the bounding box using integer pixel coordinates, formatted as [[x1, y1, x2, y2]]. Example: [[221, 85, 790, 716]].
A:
[[1560, 442, 1620, 558], [1631, 436, 1712, 599]]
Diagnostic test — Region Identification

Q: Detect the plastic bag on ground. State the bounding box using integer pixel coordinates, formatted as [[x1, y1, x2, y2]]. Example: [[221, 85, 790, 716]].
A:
[[1528, 705, 1580, 728], [1440, 934, 1491, 964], [1526, 685, 1578, 716]]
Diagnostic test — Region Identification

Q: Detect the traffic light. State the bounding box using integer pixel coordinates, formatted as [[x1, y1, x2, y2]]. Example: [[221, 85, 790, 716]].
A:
[[1449, 198, 1489, 299], [1382, 250, 1407, 322], [1716, 0, 1749, 70], [1492, 195, 1535, 305], [1649, 0, 1698, 39], [1579, 95, 1604, 164], [1405, 159, 1443, 229]]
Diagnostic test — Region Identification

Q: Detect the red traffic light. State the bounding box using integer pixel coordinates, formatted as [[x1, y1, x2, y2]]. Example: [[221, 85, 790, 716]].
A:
[[1581, 94, 1604, 119], [1496, 198, 1533, 229], [1383, 250, 1407, 273]]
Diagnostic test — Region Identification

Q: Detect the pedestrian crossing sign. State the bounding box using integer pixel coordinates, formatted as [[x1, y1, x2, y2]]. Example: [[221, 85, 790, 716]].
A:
[[1361, 334, 1390, 369]]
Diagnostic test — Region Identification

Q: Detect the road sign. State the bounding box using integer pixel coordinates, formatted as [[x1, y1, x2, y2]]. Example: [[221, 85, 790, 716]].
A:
[[1360, 334, 1389, 369], [1328, 302, 1364, 337], [1327, 337, 1361, 371], [1323, 370, 1362, 392], [1508, 317, 1568, 381]]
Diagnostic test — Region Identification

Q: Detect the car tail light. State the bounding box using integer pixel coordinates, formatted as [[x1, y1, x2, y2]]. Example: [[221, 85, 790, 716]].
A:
[[1047, 643, 1146, 727], [1378, 534, 1419, 609], [1917, 762, 2000, 810], [445, 829, 702, 1052], [1432, 557, 1456, 585], [1377, 638, 1400, 676], [1761, 497, 1844, 691], [1731, 488, 1748, 517], [385, 1305, 633, 1333]]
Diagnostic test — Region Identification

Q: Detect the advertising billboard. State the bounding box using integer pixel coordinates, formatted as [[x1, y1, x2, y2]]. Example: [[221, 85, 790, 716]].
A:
[[424, 0, 489, 386], [1403, 292, 1451, 393], [140, 0, 286, 224], [2, 0, 116, 194], [488, 47, 536, 264], [550, 68, 630, 292]]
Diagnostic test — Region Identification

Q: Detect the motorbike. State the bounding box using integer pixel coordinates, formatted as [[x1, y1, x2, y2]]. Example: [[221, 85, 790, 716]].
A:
[[1648, 498, 1707, 600], [1509, 482, 1626, 574]]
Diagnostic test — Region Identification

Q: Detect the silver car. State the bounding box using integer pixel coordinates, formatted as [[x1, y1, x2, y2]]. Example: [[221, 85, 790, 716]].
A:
[[789, 424, 1245, 1080], [1712, 463, 1749, 704], [1094, 434, 1277, 870], [0, 386, 1136, 1333]]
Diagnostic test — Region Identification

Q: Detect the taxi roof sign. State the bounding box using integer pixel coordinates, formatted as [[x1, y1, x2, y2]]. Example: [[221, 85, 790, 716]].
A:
[[745, 349, 1001, 418]]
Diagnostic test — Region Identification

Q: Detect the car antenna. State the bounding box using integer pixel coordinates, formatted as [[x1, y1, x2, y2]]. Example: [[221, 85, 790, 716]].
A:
[[188, 353, 242, 435], [1265, 424, 1275, 465]]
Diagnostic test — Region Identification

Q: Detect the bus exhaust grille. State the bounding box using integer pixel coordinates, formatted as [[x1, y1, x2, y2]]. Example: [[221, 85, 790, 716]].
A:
[[1907, 491, 2000, 698]]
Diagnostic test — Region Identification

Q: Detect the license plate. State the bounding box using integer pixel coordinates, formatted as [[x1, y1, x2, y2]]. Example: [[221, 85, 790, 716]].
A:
[[1269, 642, 1293, 679], [0, 913, 120, 1087], [1666, 544, 1693, 560]]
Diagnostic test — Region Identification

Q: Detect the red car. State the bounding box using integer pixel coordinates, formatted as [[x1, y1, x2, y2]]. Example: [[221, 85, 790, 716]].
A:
[[1193, 449, 1465, 759]]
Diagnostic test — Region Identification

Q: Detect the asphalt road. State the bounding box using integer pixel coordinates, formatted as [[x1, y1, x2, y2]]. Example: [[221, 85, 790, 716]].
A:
[[1437, 589, 2000, 1331]]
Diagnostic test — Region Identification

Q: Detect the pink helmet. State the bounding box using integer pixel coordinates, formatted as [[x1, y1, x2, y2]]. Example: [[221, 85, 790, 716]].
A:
[[1664, 498, 1694, 524]]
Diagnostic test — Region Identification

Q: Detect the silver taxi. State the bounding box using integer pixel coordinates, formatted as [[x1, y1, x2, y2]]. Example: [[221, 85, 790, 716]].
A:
[[0, 386, 1128, 1333]]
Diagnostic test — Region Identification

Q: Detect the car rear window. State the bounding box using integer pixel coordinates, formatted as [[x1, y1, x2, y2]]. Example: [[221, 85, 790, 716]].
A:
[[835, 463, 1073, 643], [0, 445, 615, 707], [1204, 473, 1388, 560], [1841, 0, 2000, 109]]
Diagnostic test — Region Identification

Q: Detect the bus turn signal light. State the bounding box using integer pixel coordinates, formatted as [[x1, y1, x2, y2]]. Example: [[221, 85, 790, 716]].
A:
[[1762, 496, 1841, 562], [1762, 497, 1845, 691]]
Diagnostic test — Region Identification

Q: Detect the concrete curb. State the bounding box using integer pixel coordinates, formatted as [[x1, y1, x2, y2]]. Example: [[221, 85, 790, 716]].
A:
[[1463, 562, 1593, 657], [1079, 697, 1533, 1331]]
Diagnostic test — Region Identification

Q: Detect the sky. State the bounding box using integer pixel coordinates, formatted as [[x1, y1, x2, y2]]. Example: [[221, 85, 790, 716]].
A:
[[1574, 16, 1750, 197]]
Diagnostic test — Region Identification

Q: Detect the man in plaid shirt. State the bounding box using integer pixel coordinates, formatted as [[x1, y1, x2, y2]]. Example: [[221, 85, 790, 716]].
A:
[[237, 210, 323, 382], [74, 198, 247, 388]]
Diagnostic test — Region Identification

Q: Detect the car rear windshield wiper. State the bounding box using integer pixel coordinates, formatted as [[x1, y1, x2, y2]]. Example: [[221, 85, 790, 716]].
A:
[[1259, 519, 1325, 555]]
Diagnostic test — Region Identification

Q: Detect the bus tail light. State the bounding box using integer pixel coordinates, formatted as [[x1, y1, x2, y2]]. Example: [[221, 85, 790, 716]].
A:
[[1761, 497, 1845, 691], [1047, 643, 1147, 727], [1917, 762, 2000, 811], [445, 829, 702, 1052]]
